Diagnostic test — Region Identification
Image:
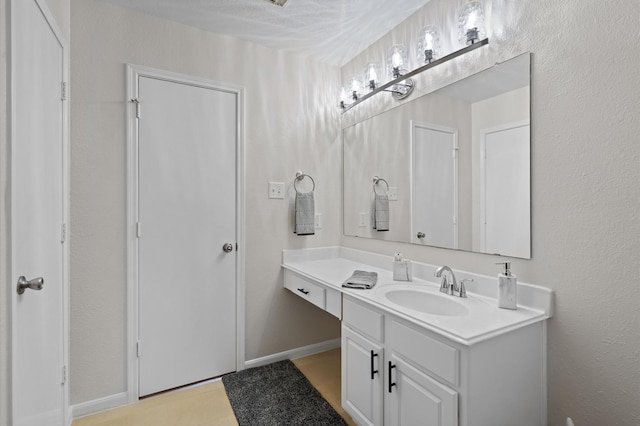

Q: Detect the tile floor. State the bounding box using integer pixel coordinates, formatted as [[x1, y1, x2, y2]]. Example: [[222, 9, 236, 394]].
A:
[[73, 348, 355, 426]]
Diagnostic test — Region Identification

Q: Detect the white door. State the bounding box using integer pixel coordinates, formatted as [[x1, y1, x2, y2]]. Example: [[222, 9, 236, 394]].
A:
[[411, 122, 457, 248], [136, 75, 238, 396], [12, 0, 67, 424], [482, 123, 530, 258]]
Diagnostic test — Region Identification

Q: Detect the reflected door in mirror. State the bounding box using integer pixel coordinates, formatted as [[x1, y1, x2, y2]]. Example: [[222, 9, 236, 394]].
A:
[[481, 122, 530, 258], [412, 122, 458, 248]]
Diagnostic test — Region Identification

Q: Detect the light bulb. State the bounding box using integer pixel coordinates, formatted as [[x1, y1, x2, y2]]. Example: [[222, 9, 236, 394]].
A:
[[350, 76, 363, 100], [418, 26, 440, 63], [388, 44, 409, 79], [458, 1, 486, 45], [424, 33, 434, 50], [363, 63, 380, 91]]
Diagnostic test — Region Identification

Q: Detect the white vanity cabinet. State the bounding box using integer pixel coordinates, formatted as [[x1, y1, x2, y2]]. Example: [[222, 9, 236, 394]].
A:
[[342, 295, 545, 426], [342, 296, 458, 426], [282, 248, 551, 426]]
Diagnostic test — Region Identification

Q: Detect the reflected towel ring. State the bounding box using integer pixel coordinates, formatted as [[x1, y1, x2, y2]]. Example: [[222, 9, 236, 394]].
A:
[[294, 171, 315, 194], [373, 176, 389, 195]]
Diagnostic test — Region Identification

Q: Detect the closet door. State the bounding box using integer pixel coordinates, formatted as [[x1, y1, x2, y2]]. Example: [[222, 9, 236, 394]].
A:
[[136, 75, 237, 396]]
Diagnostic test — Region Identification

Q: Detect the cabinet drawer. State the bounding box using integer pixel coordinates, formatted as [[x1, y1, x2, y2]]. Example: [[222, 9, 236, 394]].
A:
[[285, 273, 325, 310], [343, 296, 384, 342], [388, 319, 459, 386]]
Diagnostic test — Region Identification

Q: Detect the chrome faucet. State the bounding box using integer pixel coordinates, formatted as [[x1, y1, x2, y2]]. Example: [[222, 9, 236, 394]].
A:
[[434, 266, 469, 298], [435, 265, 457, 295]]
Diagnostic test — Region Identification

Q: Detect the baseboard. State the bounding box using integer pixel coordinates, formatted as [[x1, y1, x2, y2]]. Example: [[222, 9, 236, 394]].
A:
[[244, 338, 341, 369], [70, 391, 128, 420]]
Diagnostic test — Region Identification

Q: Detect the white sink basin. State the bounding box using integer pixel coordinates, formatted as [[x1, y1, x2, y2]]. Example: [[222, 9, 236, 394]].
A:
[[377, 285, 470, 317]]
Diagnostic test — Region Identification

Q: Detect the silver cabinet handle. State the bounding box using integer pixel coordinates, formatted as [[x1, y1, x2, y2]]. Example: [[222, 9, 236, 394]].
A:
[[222, 243, 234, 253], [17, 276, 44, 295]]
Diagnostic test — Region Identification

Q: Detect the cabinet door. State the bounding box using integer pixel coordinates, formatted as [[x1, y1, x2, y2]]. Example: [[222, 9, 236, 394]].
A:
[[342, 325, 384, 426], [386, 354, 458, 426]]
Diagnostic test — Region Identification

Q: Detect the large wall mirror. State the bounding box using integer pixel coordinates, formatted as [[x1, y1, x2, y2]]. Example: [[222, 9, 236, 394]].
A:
[[343, 52, 531, 258]]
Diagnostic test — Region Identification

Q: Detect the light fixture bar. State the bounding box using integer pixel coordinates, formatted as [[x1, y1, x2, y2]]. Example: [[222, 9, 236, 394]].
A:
[[341, 38, 489, 113]]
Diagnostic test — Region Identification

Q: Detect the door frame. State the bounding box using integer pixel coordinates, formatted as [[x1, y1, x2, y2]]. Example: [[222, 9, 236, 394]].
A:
[[126, 65, 245, 402], [479, 119, 530, 253], [409, 120, 459, 248], [6, 0, 70, 423]]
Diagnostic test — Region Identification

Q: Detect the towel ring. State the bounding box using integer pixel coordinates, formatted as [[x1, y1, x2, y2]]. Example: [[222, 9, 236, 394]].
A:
[[373, 176, 389, 195], [294, 171, 315, 194]]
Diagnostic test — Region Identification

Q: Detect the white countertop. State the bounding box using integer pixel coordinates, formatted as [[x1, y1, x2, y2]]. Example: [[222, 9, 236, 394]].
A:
[[282, 247, 553, 346]]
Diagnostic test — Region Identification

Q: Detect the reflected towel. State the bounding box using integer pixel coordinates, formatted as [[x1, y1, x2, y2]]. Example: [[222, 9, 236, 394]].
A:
[[342, 270, 378, 290], [373, 194, 389, 231], [294, 192, 315, 235]]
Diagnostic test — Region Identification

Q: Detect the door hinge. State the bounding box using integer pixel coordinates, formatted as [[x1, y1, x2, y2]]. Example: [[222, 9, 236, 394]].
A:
[[137, 341, 141, 358], [61, 365, 67, 385], [131, 98, 141, 118], [61, 82, 67, 101], [61, 223, 67, 243], [136, 222, 141, 238]]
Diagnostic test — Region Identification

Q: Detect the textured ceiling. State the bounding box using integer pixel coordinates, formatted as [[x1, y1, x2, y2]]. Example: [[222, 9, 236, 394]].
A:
[[97, 0, 432, 65]]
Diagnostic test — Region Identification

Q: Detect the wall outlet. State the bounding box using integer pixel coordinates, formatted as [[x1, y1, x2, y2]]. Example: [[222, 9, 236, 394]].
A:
[[388, 186, 398, 201], [359, 212, 367, 227], [268, 181, 285, 199], [315, 213, 322, 229]]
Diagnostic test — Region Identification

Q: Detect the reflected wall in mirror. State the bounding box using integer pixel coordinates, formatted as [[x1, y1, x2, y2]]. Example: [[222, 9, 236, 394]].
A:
[[343, 53, 531, 258]]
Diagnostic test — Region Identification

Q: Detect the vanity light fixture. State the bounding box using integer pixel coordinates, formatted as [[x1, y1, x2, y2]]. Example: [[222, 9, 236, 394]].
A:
[[458, 1, 486, 45], [364, 62, 381, 91], [386, 44, 415, 100], [418, 25, 440, 63], [340, 5, 489, 113]]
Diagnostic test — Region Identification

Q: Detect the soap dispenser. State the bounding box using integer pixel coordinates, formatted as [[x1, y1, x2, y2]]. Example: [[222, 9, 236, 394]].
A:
[[496, 262, 517, 310], [393, 252, 412, 281]]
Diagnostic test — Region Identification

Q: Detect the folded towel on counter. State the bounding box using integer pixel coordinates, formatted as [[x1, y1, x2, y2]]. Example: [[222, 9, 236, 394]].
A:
[[294, 192, 315, 235], [342, 270, 378, 290], [373, 194, 389, 231]]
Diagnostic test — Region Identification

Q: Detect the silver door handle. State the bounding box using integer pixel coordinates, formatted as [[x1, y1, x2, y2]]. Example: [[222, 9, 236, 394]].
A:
[[417, 232, 425, 239], [222, 243, 234, 253], [17, 276, 44, 295]]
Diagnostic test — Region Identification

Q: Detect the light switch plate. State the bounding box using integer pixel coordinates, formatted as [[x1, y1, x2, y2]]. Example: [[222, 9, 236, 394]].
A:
[[268, 182, 285, 199]]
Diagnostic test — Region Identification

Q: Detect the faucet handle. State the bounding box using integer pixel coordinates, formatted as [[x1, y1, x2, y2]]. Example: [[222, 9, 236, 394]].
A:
[[459, 278, 474, 298]]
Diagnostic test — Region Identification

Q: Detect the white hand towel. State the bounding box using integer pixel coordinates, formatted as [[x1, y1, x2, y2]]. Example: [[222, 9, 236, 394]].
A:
[[374, 194, 389, 231], [294, 192, 315, 235]]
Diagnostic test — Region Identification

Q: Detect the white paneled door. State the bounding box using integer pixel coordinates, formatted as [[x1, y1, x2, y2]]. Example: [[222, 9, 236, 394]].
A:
[[135, 74, 238, 397], [482, 123, 530, 258], [411, 122, 458, 248], [12, 0, 67, 424]]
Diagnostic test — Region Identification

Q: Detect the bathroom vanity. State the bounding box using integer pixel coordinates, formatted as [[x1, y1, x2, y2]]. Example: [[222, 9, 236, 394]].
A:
[[282, 247, 553, 426]]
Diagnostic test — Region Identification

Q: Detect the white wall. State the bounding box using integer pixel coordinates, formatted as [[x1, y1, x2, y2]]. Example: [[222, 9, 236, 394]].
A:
[[70, 0, 341, 405], [341, 0, 640, 425]]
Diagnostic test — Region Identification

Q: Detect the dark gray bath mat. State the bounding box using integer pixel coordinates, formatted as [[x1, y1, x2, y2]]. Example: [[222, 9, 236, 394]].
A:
[[222, 359, 347, 426]]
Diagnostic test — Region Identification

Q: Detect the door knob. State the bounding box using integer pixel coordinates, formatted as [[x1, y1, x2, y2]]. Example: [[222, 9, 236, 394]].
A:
[[416, 232, 425, 239], [16, 276, 44, 295], [222, 243, 234, 253]]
